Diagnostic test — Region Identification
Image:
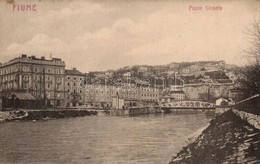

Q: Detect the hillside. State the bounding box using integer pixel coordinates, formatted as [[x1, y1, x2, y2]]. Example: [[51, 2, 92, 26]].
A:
[[86, 60, 238, 86]]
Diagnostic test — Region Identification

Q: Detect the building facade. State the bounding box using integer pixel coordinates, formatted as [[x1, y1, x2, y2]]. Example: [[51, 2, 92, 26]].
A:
[[65, 68, 86, 107], [83, 83, 160, 108], [0, 54, 65, 106], [0, 54, 161, 109]]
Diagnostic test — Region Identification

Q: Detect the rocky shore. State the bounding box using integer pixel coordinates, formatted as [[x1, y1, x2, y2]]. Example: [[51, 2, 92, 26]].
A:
[[0, 109, 99, 122], [169, 109, 260, 163]]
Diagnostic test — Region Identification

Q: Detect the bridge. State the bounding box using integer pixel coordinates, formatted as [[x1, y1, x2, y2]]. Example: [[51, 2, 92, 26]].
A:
[[160, 100, 215, 109]]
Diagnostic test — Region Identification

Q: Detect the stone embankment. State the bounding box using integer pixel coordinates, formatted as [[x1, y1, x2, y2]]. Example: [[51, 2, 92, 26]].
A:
[[0, 109, 99, 122], [109, 106, 162, 116], [169, 109, 260, 164]]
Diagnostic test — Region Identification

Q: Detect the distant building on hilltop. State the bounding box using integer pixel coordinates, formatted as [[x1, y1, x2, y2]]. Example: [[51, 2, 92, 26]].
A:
[[138, 66, 148, 72], [168, 63, 180, 71]]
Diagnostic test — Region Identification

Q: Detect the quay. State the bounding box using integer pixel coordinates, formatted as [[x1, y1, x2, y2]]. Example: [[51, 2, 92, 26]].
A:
[[0, 109, 99, 122], [162, 107, 215, 114], [109, 106, 162, 116]]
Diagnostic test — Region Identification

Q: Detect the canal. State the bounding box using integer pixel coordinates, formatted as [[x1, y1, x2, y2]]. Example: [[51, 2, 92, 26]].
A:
[[0, 113, 212, 163]]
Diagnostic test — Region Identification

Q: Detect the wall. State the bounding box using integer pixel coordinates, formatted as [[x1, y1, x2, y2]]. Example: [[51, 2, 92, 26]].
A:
[[183, 84, 234, 100]]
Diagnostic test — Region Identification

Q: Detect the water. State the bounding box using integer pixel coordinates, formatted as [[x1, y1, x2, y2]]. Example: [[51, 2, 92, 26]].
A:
[[0, 113, 212, 164]]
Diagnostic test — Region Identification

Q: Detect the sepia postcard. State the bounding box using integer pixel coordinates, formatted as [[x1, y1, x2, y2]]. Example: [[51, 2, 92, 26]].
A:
[[0, 0, 259, 163]]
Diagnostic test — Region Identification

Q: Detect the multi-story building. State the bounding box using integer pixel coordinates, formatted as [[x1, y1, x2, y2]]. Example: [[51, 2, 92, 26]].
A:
[[169, 63, 180, 71], [139, 86, 160, 102], [138, 66, 149, 72], [0, 55, 161, 109], [65, 68, 86, 106], [0, 54, 66, 106], [83, 83, 160, 108], [168, 90, 186, 100]]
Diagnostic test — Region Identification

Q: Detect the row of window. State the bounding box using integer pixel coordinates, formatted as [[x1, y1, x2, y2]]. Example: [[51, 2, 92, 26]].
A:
[[67, 89, 82, 94], [0, 82, 17, 89], [46, 76, 62, 81], [67, 76, 83, 81], [0, 74, 64, 82], [0, 75, 16, 81], [0, 82, 63, 90], [141, 93, 158, 97], [141, 99, 158, 102], [0, 66, 64, 75], [141, 88, 158, 92], [0, 66, 17, 75], [67, 82, 78, 87]]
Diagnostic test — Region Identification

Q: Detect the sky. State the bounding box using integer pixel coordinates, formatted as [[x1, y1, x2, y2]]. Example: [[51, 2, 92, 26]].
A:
[[0, 0, 260, 72]]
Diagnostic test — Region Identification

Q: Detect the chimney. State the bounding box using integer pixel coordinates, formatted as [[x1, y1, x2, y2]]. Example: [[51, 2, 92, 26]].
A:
[[21, 54, 27, 58], [73, 68, 76, 70], [31, 55, 36, 59], [41, 56, 45, 60]]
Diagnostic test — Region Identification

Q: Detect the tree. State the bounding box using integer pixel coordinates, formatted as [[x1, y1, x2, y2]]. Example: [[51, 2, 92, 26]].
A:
[[238, 64, 260, 98], [239, 18, 260, 98], [244, 18, 260, 64]]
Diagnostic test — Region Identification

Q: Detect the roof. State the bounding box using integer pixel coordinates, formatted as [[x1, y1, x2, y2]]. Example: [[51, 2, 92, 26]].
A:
[[216, 97, 229, 101], [11, 93, 35, 100], [65, 69, 84, 76]]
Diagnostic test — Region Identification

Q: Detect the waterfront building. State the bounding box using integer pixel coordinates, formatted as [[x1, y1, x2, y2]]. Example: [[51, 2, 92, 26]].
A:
[[1, 55, 162, 109], [0, 54, 66, 107], [84, 84, 114, 108], [160, 90, 186, 102], [83, 83, 160, 108], [65, 68, 86, 107], [168, 90, 186, 100], [139, 86, 160, 103]]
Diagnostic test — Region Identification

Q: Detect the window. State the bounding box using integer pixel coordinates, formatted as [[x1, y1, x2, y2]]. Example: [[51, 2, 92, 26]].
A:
[[68, 89, 70, 93], [67, 77, 70, 80], [34, 67, 38, 72], [57, 84, 60, 90], [74, 83, 76, 86], [56, 69, 62, 74], [68, 83, 70, 86], [48, 84, 51, 89], [47, 68, 51, 73], [74, 77, 76, 80]]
